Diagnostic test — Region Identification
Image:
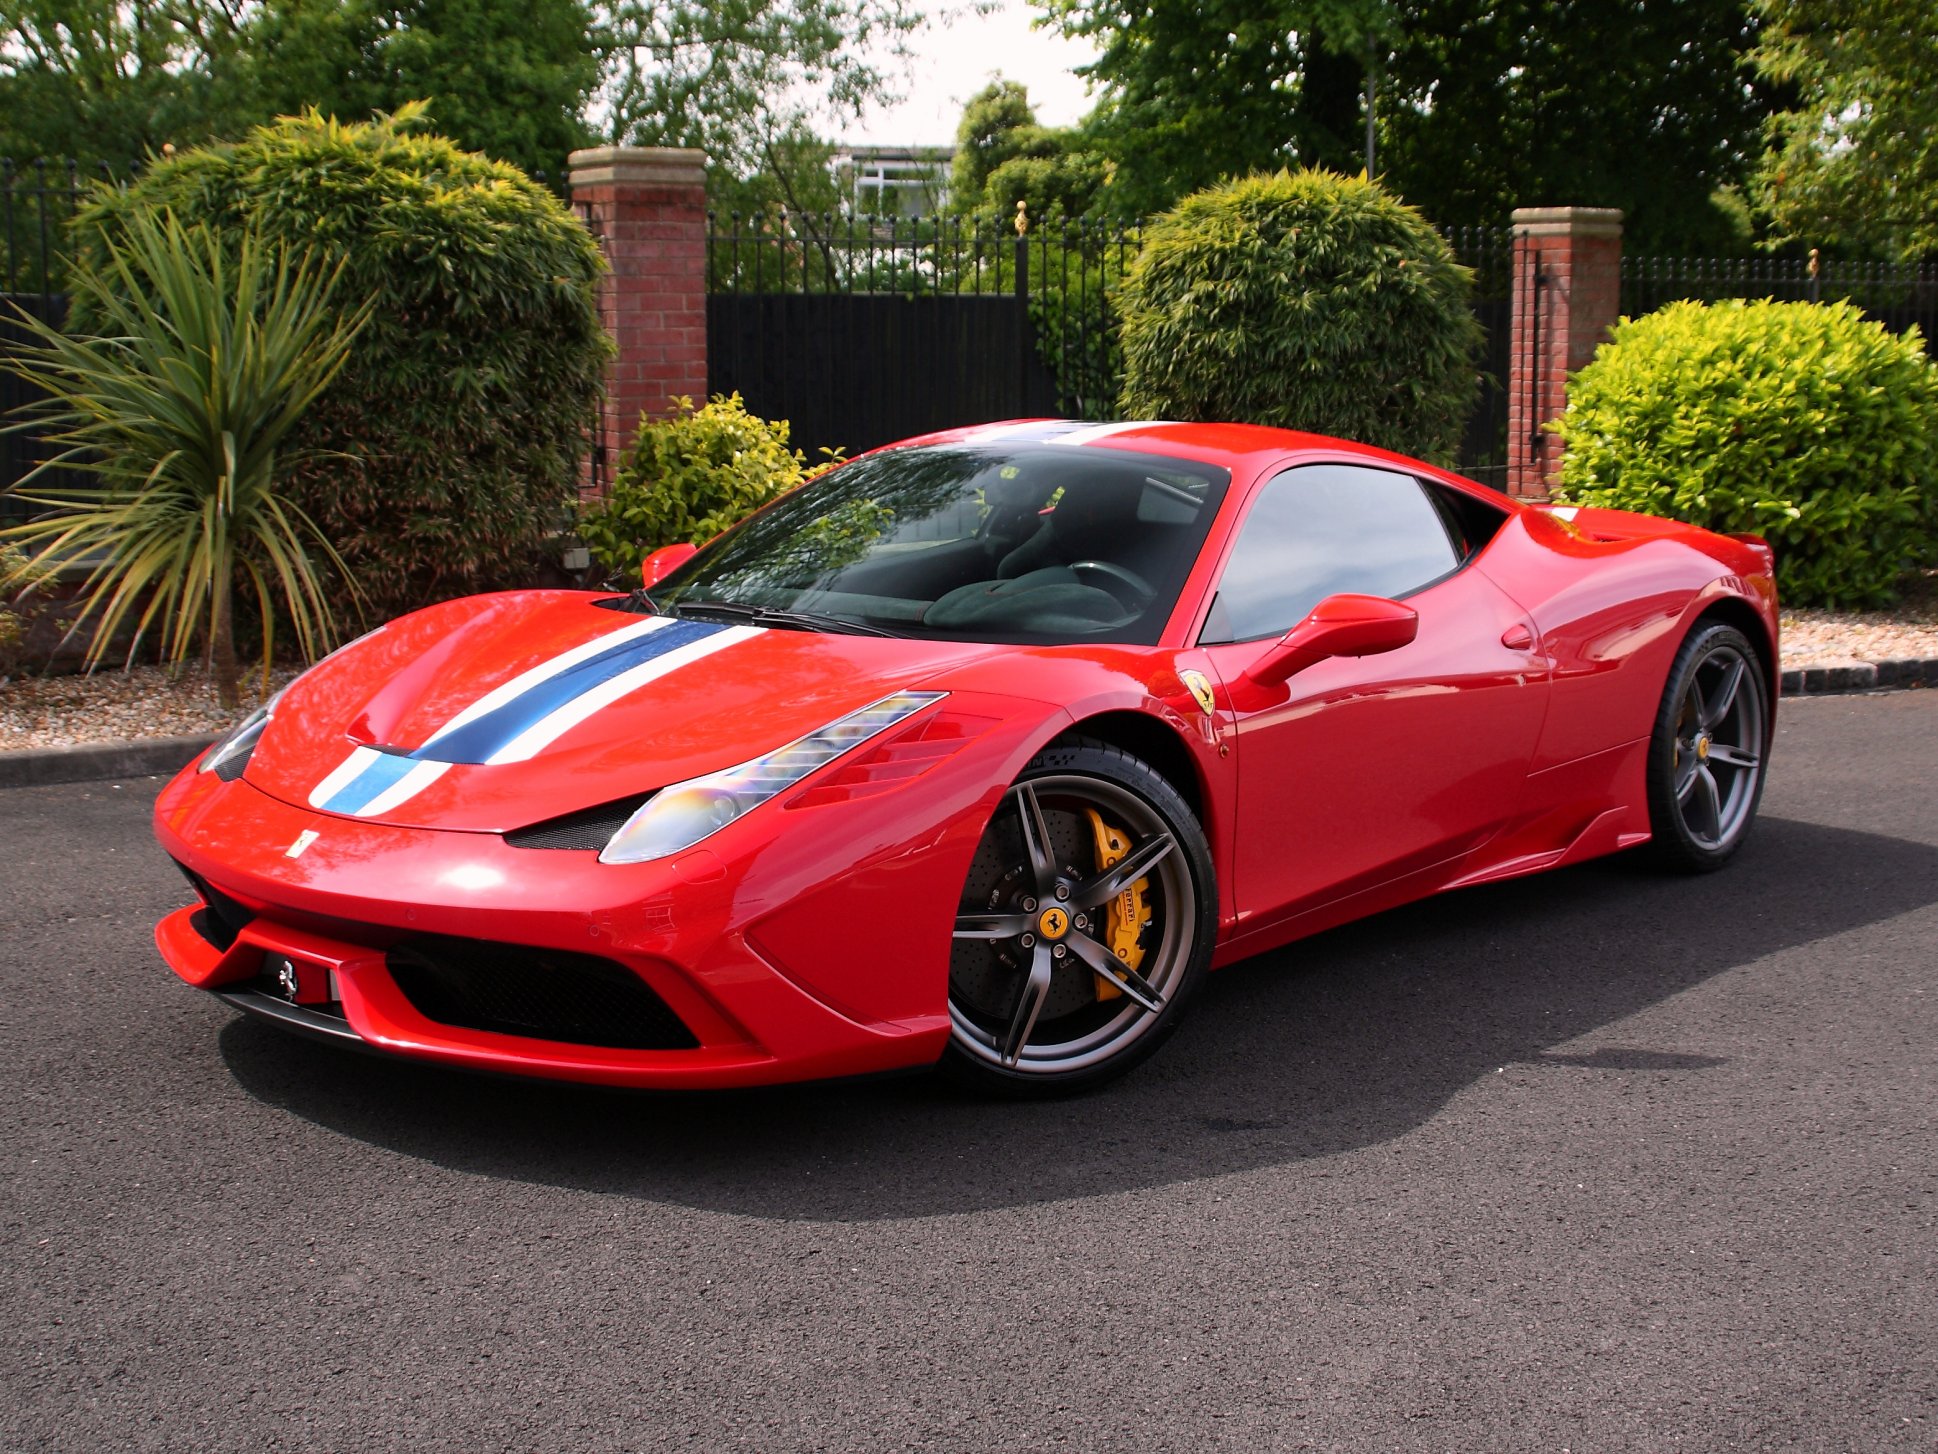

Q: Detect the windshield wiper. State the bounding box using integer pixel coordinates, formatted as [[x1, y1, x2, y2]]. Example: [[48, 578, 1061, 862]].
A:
[[673, 601, 905, 638]]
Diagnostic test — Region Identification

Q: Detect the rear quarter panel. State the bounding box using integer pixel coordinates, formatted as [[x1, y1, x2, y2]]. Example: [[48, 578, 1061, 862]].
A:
[[1476, 507, 1778, 772]]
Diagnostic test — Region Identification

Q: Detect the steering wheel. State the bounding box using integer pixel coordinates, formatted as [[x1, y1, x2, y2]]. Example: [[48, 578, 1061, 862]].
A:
[[1068, 559, 1155, 610]]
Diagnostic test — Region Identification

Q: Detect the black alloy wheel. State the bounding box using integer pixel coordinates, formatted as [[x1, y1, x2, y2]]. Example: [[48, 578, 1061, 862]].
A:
[[1645, 621, 1771, 872], [944, 739, 1215, 1094]]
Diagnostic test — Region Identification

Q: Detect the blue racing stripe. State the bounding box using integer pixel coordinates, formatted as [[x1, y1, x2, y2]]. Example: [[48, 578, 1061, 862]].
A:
[[413, 617, 726, 765], [319, 752, 421, 815]]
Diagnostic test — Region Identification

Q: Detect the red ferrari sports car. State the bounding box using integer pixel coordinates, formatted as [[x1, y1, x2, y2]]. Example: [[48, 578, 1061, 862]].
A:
[[154, 420, 1777, 1093]]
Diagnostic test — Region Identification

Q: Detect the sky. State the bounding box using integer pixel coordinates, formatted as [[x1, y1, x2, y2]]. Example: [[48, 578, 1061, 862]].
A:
[[840, 0, 1103, 149]]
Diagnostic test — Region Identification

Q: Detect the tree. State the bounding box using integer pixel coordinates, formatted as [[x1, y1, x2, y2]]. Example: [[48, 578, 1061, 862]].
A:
[[1751, 0, 1938, 260], [948, 79, 1107, 225], [951, 80, 1044, 206], [1039, 0, 1774, 248], [1380, 0, 1772, 251], [596, 0, 927, 179], [238, 0, 599, 179], [1037, 0, 1394, 217], [0, 1, 250, 166]]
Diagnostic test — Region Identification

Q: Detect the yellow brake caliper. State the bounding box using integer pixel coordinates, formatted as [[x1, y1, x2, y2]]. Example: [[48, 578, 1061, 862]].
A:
[[1082, 808, 1151, 999]]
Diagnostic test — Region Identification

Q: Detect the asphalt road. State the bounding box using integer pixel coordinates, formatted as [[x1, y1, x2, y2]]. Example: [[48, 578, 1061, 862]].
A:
[[3, 693, 1935, 1452]]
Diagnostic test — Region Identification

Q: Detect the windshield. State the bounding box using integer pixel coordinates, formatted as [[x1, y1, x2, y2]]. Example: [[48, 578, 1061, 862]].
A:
[[649, 444, 1230, 645]]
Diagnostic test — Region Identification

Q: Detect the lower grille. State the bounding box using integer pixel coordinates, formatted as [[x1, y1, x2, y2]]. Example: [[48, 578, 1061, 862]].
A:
[[385, 937, 698, 1050]]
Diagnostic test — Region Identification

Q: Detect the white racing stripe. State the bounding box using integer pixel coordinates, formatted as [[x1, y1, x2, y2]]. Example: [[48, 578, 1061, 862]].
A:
[[484, 625, 762, 764], [421, 614, 674, 751], [353, 760, 453, 818], [1048, 420, 1174, 446], [308, 746, 382, 809]]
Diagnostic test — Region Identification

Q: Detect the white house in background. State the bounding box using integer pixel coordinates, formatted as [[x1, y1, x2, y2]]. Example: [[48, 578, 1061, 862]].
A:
[[833, 145, 955, 217]]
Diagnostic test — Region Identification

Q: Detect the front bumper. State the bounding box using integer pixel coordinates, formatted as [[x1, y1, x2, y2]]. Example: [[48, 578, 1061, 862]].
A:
[[151, 752, 1027, 1089]]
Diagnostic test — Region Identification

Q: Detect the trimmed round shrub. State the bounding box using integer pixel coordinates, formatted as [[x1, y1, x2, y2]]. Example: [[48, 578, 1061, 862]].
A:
[[1117, 169, 1482, 463], [577, 394, 836, 577], [1552, 299, 1938, 608], [67, 107, 610, 622]]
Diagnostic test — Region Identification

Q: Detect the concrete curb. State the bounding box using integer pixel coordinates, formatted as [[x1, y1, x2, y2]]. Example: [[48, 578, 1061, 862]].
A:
[[0, 733, 217, 790], [1, 658, 1931, 791], [1779, 658, 1938, 698]]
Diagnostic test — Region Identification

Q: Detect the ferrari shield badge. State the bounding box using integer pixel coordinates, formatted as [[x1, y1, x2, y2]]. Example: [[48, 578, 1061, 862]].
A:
[[1180, 669, 1217, 718]]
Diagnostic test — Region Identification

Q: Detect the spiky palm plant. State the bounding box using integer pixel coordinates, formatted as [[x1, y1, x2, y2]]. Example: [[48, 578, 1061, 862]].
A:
[[1, 211, 371, 706]]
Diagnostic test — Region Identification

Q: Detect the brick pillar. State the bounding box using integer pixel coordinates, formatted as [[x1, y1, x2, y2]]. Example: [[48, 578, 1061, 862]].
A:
[[568, 146, 708, 495], [1507, 206, 1622, 499]]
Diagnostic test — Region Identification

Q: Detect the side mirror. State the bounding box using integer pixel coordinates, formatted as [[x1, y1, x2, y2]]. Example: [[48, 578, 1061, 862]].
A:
[[1245, 594, 1419, 688], [642, 542, 698, 588]]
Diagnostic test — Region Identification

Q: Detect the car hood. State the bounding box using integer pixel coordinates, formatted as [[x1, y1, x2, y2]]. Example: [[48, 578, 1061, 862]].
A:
[[243, 591, 1001, 832]]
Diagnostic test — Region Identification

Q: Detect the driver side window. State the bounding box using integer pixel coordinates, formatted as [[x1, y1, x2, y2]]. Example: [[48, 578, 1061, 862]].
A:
[[1201, 464, 1461, 644]]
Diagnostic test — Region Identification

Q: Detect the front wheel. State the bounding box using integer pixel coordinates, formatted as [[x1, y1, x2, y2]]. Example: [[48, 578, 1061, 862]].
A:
[[1644, 622, 1770, 872], [943, 740, 1215, 1095]]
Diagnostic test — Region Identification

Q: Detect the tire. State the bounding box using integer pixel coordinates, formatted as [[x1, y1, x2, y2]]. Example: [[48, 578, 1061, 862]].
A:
[[942, 738, 1216, 1095], [1644, 621, 1770, 872]]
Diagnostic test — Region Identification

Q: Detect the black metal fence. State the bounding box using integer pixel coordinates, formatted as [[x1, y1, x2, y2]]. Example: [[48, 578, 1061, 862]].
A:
[[1621, 254, 1938, 351], [3, 160, 123, 524], [708, 212, 1517, 486]]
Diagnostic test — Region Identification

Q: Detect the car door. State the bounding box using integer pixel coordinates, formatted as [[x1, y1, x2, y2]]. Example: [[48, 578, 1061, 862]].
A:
[[1198, 462, 1548, 932]]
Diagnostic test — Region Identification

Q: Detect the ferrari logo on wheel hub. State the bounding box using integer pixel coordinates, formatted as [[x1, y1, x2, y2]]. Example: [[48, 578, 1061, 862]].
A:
[[1037, 906, 1070, 941]]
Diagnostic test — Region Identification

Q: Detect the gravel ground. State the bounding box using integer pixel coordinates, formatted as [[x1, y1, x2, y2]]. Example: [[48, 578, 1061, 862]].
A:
[[0, 664, 296, 752], [3, 580, 1935, 751]]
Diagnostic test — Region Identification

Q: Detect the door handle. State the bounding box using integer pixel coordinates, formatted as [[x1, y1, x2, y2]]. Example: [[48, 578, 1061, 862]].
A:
[[1501, 623, 1534, 651]]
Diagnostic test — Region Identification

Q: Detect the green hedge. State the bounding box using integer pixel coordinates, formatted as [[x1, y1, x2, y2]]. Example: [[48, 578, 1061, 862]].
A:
[[1117, 169, 1482, 462], [577, 394, 834, 577], [1552, 299, 1938, 607], [68, 107, 611, 623]]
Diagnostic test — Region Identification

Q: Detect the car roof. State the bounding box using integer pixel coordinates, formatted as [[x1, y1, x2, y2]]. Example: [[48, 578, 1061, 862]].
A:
[[891, 418, 1516, 508]]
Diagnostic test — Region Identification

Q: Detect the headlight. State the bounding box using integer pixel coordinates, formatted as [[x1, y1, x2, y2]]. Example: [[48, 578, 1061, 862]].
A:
[[199, 692, 282, 780], [599, 691, 946, 864]]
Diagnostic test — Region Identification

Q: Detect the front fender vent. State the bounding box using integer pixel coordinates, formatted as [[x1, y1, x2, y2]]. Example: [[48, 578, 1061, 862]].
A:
[[503, 794, 655, 851]]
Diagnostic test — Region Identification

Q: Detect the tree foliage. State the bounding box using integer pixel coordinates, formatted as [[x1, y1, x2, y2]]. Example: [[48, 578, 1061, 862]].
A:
[[1118, 170, 1481, 461], [1, 0, 918, 187], [948, 80, 1106, 227], [1751, 0, 1938, 261], [1037, 0, 1774, 246], [1036, 0, 1393, 218], [0, 0, 250, 166], [236, 0, 599, 179], [1381, 0, 1771, 250], [596, 0, 926, 179], [67, 110, 611, 622], [1552, 300, 1938, 607]]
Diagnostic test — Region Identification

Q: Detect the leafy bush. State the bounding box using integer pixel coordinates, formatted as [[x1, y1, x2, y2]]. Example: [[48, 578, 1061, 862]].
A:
[[577, 395, 837, 576], [1552, 299, 1938, 608], [1117, 170, 1482, 463], [67, 106, 610, 622], [4, 213, 367, 704]]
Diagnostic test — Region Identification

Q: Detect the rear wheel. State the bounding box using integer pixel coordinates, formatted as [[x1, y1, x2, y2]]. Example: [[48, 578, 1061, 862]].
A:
[[1645, 622, 1769, 872], [943, 740, 1214, 1095]]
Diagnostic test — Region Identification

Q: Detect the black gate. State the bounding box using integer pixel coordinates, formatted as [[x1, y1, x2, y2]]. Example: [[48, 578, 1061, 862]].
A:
[[709, 291, 1058, 459], [706, 214, 1131, 460]]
